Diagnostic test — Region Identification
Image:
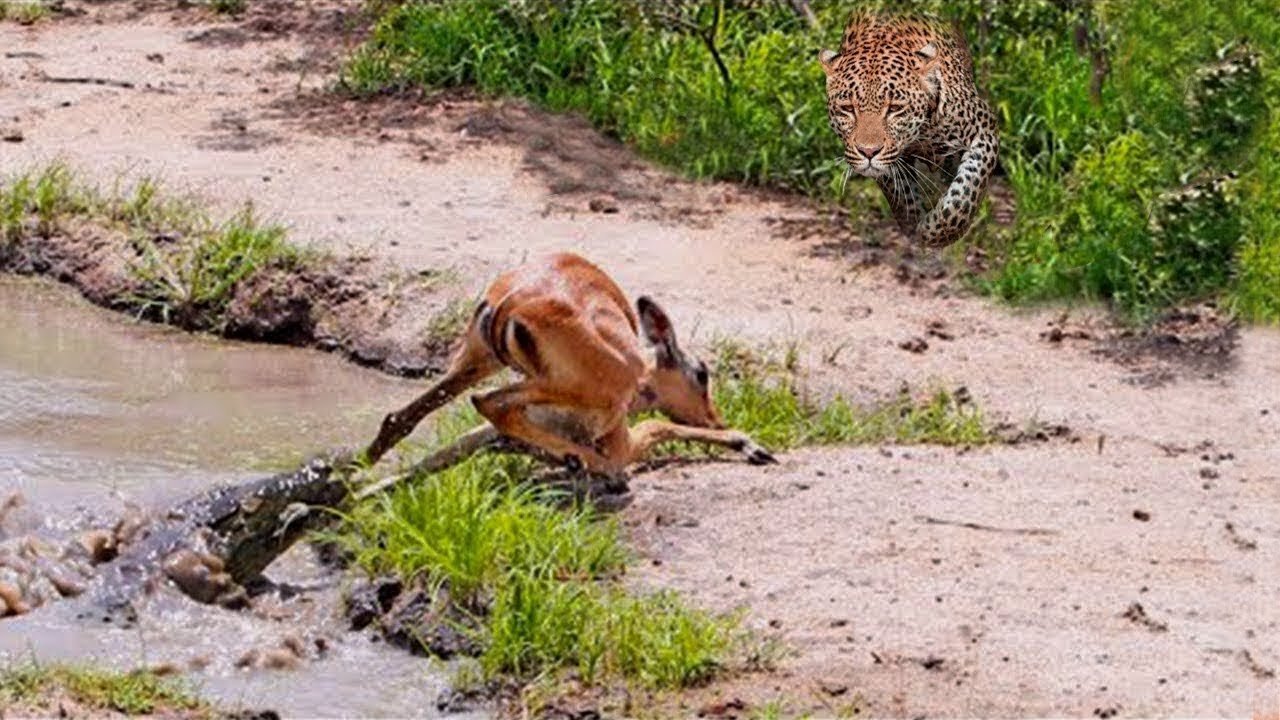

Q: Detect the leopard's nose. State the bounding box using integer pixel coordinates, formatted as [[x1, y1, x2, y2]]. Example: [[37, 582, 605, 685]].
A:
[[858, 144, 883, 160]]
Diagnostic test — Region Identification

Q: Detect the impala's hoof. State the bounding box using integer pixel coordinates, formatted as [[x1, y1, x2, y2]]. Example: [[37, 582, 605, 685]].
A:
[[745, 444, 778, 465]]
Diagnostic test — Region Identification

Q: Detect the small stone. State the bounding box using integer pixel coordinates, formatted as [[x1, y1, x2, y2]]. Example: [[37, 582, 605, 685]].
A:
[[919, 655, 945, 670], [258, 649, 302, 671], [588, 196, 619, 214], [898, 337, 929, 353], [820, 681, 849, 696], [381, 588, 480, 659]]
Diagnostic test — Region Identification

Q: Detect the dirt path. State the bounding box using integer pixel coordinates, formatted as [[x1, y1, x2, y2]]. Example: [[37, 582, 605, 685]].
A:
[[2, 3, 1277, 717]]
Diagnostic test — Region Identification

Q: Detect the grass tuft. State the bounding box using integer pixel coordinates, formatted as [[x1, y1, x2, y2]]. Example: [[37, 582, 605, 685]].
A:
[[0, 163, 82, 243], [333, 408, 734, 691], [0, 1, 52, 24], [710, 340, 991, 451], [0, 662, 208, 716], [424, 295, 476, 346], [1, 164, 305, 332], [130, 205, 299, 328]]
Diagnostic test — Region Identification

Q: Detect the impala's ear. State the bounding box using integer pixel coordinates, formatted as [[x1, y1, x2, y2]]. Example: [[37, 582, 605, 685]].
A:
[[819, 49, 839, 74], [637, 295, 680, 366]]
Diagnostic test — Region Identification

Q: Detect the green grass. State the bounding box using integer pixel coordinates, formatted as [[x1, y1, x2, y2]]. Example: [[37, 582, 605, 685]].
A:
[[424, 295, 476, 345], [1230, 108, 1280, 321], [346, 0, 1280, 323], [0, 1, 52, 24], [130, 205, 300, 328], [0, 163, 84, 244], [334, 408, 734, 690], [972, 1, 1279, 321], [710, 340, 991, 451], [342, 0, 843, 197], [0, 163, 304, 332], [0, 662, 209, 716]]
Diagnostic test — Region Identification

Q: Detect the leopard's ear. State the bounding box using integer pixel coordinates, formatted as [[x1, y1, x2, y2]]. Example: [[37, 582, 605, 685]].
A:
[[819, 49, 839, 74], [917, 42, 942, 102]]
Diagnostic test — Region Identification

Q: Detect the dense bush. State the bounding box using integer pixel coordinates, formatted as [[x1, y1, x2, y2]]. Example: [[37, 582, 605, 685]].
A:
[[345, 0, 1279, 321]]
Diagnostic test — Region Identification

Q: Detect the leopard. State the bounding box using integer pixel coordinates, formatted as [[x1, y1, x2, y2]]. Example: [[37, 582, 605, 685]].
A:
[[820, 10, 999, 247]]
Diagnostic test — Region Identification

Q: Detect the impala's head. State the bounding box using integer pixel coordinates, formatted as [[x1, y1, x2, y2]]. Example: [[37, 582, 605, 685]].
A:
[[635, 296, 725, 429], [819, 14, 945, 178]]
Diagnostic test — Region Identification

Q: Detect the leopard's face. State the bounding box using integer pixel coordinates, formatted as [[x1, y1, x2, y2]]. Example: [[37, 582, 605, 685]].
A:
[[821, 40, 940, 179]]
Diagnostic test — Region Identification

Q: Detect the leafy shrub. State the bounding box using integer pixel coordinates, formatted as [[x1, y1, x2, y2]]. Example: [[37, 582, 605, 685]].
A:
[[1186, 43, 1265, 159]]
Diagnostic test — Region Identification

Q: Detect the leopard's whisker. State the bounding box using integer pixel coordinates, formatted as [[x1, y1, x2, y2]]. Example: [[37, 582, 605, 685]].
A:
[[910, 153, 946, 172], [898, 158, 941, 199]]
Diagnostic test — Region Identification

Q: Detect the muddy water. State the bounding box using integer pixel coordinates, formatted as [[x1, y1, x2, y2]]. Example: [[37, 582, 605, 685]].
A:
[[0, 277, 476, 718]]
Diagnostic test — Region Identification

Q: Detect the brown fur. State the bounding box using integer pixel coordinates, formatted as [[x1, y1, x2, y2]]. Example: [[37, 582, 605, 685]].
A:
[[363, 253, 775, 474], [821, 11, 999, 247]]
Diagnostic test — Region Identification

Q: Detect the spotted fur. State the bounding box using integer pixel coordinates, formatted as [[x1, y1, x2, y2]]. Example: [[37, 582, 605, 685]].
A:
[[820, 11, 999, 247]]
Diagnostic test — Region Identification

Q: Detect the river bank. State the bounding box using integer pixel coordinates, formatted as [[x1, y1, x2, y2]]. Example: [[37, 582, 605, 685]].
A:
[[2, 2, 1278, 717]]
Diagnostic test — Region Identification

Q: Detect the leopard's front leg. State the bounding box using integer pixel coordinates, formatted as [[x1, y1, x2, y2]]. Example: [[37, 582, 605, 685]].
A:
[[876, 173, 927, 237], [916, 128, 999, 247]]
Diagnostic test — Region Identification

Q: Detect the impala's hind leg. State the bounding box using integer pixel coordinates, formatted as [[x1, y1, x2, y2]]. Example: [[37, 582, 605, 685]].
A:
[[363, 325, 501, 466], [471, 381, 624, 476]]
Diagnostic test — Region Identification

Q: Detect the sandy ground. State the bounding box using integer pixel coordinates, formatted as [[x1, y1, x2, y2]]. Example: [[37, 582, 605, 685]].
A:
[[1, 2, 1278, 717]]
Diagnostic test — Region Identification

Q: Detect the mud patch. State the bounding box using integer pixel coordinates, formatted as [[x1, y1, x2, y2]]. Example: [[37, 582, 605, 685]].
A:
[[991, 419, 1079, 446], [196, 110, 284, 152], [269, 89, 778, 229], [772, 207, 952, 292], [178, 0, 363, 56], [1121, 602, 1169, 632], [1238, 650, 1276, 680], [1098, 304, 1239, 386], [1040, 304, 1239, 386]]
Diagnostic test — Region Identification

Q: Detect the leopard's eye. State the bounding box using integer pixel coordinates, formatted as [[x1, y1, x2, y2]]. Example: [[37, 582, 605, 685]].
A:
[[886, 102, 906, 116]]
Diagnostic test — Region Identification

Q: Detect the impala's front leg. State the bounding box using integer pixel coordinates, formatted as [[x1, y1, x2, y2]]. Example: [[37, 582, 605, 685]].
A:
[[916, 129, 998, 247], [617, 419, 777, 466]]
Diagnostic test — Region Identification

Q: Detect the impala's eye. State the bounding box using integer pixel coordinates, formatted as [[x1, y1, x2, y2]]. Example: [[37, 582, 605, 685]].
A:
[[694, 361, 709, 388]]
